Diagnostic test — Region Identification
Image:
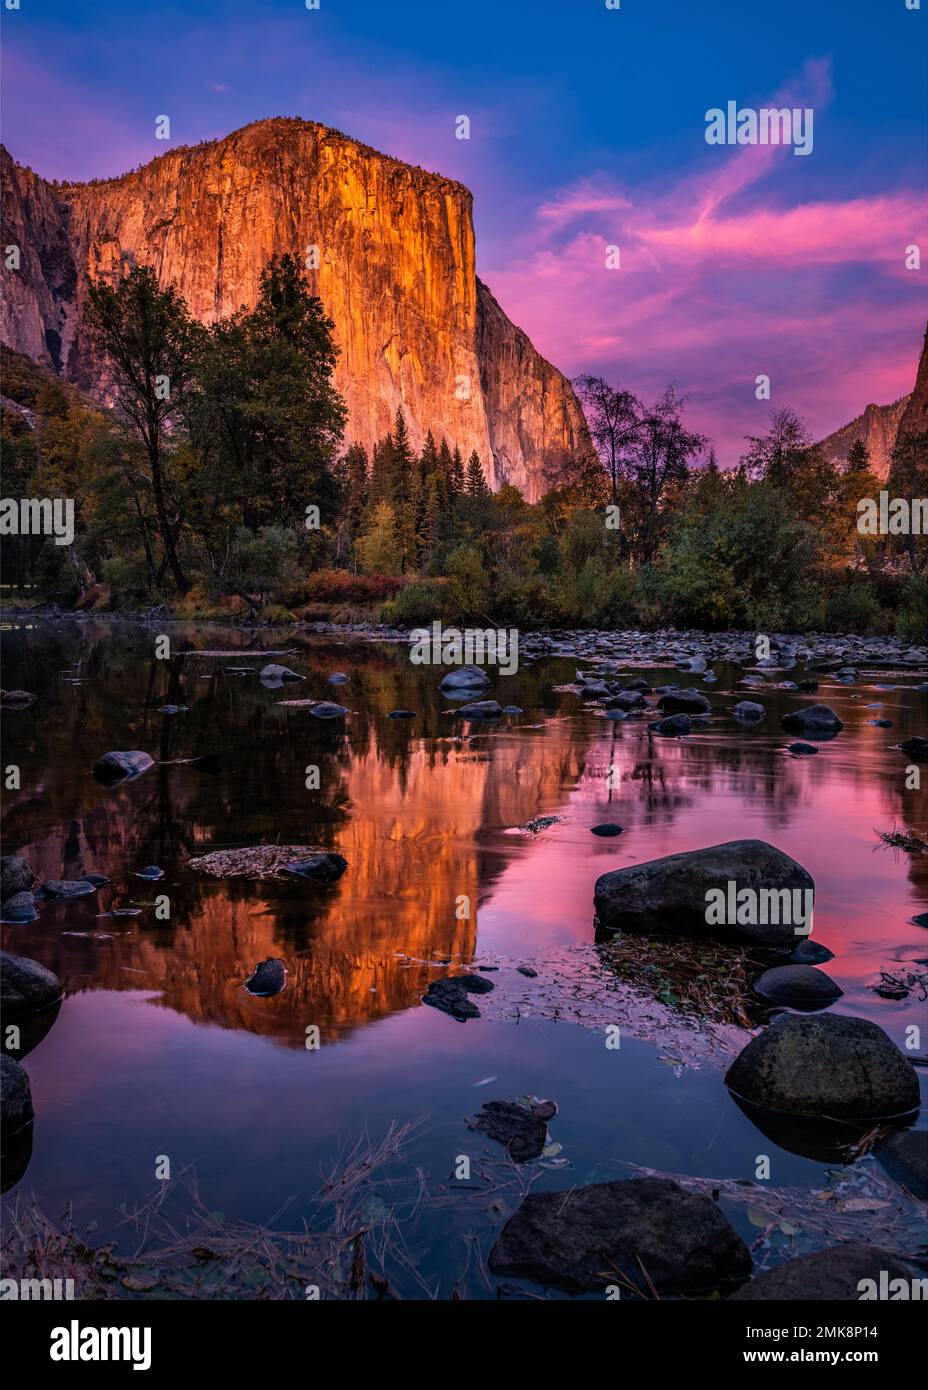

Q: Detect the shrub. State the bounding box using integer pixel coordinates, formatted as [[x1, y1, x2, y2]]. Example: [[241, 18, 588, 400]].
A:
[[304, 569, 403, 603]]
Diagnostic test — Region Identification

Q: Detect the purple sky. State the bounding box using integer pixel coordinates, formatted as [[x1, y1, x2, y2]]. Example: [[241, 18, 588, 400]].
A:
[[3, 0, 926, 463]]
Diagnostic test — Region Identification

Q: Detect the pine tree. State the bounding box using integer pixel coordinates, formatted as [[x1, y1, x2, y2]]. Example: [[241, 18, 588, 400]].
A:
[[846, 438, 871, 474], [343, 442, 369, 534], [465, 449, 489, 498], [450, 444, 466, 497]]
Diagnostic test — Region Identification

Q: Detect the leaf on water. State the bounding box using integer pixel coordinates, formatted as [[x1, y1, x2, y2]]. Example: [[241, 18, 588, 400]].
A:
[[778, 1220, 799, 1236], [473, 1076, 497, 1087], [747, 1206, 772, 1227], [542, 1142, 563, 1159], [837, 1198, 890, 1213]]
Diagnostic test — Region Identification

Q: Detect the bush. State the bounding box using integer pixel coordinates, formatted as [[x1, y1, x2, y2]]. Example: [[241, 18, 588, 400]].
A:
[[304, 569, 403, 603], [824, 579, 889, 634], [379, 578, 452, 627]]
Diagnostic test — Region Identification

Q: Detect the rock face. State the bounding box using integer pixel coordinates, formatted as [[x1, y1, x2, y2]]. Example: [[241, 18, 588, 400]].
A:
[[728, 1243, 916, 1301], [725, 1013, 920, 1120], [594, 840, 814, 946], [0, 120, 589, 501], [488, 1178, 751, 1295], [819, 396, 911, 482]]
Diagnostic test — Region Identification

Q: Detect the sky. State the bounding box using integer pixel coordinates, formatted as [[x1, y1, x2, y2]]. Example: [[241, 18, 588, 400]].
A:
[[3, 0, 927, 464]]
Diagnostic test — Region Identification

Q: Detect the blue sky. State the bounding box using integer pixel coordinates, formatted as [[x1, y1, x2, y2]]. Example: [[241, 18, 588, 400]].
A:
[[3, 0, 927, 458]]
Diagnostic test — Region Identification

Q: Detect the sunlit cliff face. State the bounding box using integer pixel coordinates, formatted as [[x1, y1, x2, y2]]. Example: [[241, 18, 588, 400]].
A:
[[0, 119, 588, 500]]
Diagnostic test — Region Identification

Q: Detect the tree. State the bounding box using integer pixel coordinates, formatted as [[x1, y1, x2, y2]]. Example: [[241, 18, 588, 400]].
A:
[[85, 265, 202, 591], [625, 387, 706, 564], [356, 499, 402, 574], [573, 374, 642, 502], [845, 439, 871, 475], [465, 449, 489, 498]]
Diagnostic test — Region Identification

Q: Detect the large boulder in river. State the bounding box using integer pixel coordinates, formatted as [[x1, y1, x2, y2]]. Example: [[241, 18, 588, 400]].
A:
[[439, 665, 491, 693], [657, 688, 712, 714], [1, 857, 35, 899], [0, 952, 62, 1017], [92, 750, 154, 784], [488, 1178, 751, 1295], [728, 1243, 916, 1301], [594, 840, 814, 946], [725, 1013, 919, 1120], [0, 1054, 33, 1139], [780, 705, 843, 736]]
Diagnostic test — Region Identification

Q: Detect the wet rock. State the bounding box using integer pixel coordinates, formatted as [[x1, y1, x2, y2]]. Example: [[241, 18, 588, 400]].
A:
[[308, 702, 348, 719], [679, 655, 707, 673], [790, 938, 834, 964], [796, 678, 819, 692], [590, 823, 623, 837], [454, 973, 495, 995], [92, 750, 155, 784], [439, 665, 491, 693], [875, 1128, 928, 1198], [327, 672, 349, 684], [899, 736, 928, 762], [780, 705, 844, 736], [868, 718, 893, 728], [470, 1100, 549, 1161], [158, 704, 188, 714], [787, 741, 819, 756], [38, 879, 98, 898], [280, 853, 348, 884], [1, 858, 35, 898], [728, 1243, 915, 1301], [455, 700, 503, 720], [658, 689, 712, 714], [734, 701, 766, 721], [502, 705, 523, 715], [913, 912, 928, 929], [387, 709, 416, 718], [517, 965, 538, 978], [725, 1013, 919, 1120], [422, 977, 481, 1021], [244, 957, 288, 997], [488, 1178, 751, 1295], [579, 681, 615, 700], [594, 839, 814, 946], [649, 713, 692, 736], [606, 690, 644, 711], [0, 892, 39, 924], [753, 964, 843, 1009], [0, 952, 62, 1016], [623, 679, 652, 693], [134, 866, 164, 881], [0, 1055, 33, 1139], [259, 663, 304, 684], [603, 708, 627, 721]]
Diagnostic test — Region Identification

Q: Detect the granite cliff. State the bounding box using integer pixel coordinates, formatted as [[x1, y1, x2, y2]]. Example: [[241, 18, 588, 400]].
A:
[[0, 118, 588, 500]]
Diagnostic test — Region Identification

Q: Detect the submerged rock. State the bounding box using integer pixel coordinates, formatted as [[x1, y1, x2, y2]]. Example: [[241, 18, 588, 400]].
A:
[[899, 736, 928, 762], [92, 750, 155, 783], [259, 663, 304, 684], [243, 957, 288, 997], [786, 741, 819, 756], [875, 1128, 928, 1198], [470, 1100, 549, 1162], [387, 709, 416, 718], [0, 1055, 33, 1139], [158, 704, 188, 715], [488, 1178, 751, 1295], [590, 823, 623, 837], [280, 853, 349, 883], [327, 673, 349, 685], [0, 952, 62, 1017], [308, 702, 348, 719], [439, 665, 491, 693], [1, 857, 35, 899], [753, 964, 842, 1009], [728, 1243, 916, 1301], [594, 839, 814, 946], [134, 865, 164, 881], [725, 1013, 919, 1120], [780, 705, 844, 736], [421, 976, 490, 1021]]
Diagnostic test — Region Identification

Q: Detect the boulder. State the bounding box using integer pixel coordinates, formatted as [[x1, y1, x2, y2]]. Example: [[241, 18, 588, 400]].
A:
[[657, 689, 711, 714], [590, 823, 623, 837], [439, 665, 491, 693], [1, 857, 35, 899], [875, 1128, 928, 1198], [790, 938, 834, 965], [455, 700, 503, 720], [259, 663, 304, 684], [728, 1243, 916, 1301], [734, 701, 766, 721], [899, 736, 928, 763], [38, 879, 98, 899], [649, 713, 692, 736], [0, 689, 36, 706], [780, 705, 844, 736], [753, 964, 842, 1009], [92, 750, 155, 784], [786, 742, 818, 756], [0, 892, 39, 924], [280, 853, 348, 883], [0, 952, 62, 1017], [725, 1013, 919, 1120], [421, 976, 488, 1021], [605, 690, 644, 710], [594, 839, 814, 946], [0, 1055, 33, 1139], [243, 957, 288, 997], [308, 702, 348, 719], [488, 1178, 751, 1295]]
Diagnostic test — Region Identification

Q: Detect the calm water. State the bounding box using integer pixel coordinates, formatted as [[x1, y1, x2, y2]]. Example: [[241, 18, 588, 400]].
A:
[[2, 619, 926, 1298]]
